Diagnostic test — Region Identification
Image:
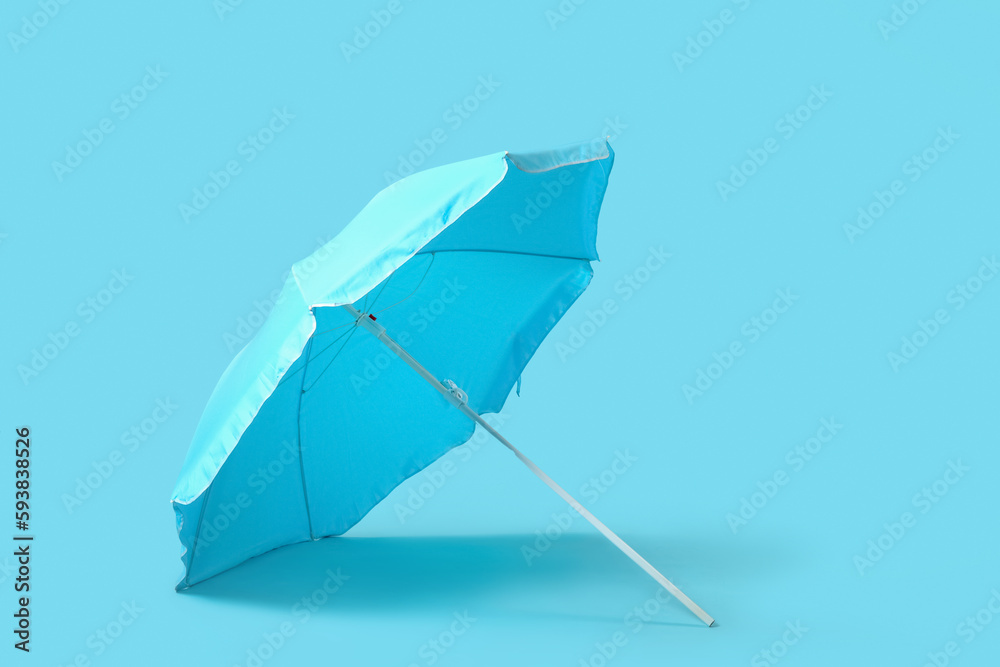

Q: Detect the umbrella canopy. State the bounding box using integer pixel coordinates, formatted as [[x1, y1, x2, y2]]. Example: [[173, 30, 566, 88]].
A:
[[171, 139, 713, 625]]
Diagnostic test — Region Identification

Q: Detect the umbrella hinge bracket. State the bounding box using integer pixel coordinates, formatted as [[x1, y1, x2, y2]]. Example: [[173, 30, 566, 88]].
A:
[[442, 379, 468, 408], [355, 311, 386, 338]]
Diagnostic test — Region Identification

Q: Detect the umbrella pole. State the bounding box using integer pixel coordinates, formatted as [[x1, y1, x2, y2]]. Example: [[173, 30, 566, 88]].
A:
[[342, 305, 715, 627], [458, 404, 716, 627]]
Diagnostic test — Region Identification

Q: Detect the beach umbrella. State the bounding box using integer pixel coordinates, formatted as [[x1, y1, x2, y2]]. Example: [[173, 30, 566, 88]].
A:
[[171, 139, 714, 626]]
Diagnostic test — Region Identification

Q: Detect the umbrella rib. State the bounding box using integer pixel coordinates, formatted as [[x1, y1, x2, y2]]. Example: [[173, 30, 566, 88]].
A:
[[373, 252, 435, 315], [365, 265, 395, 312], [272, 326, 354, 391], [179, 477, 215, 589], [414, 248, 592, 262], [302, 324, 360, 393], [309, 319, 356, 337], [296, 337, 316, 540], [307, 251, 427, 337], [340, 303, 717, 628]]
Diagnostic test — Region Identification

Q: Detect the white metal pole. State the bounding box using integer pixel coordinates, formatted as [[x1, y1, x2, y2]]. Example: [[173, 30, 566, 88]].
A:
[[341, 304, 715, 627]]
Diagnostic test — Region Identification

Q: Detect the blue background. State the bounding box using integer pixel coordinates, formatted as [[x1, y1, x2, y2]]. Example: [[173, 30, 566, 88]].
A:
[[3, 0, 998, 665]]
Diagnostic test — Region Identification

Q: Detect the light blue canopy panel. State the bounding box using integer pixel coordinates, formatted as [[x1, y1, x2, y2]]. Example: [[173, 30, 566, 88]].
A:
[[172, 140, 614, 588]]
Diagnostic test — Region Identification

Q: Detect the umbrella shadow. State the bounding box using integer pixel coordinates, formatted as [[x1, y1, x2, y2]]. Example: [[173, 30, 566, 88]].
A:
[[182, 534, 620, 616], [179, 532, 793, 625]]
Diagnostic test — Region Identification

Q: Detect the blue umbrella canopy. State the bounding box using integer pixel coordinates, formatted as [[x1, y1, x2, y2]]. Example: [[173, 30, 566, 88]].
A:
[[171, 139, 712, 625]]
